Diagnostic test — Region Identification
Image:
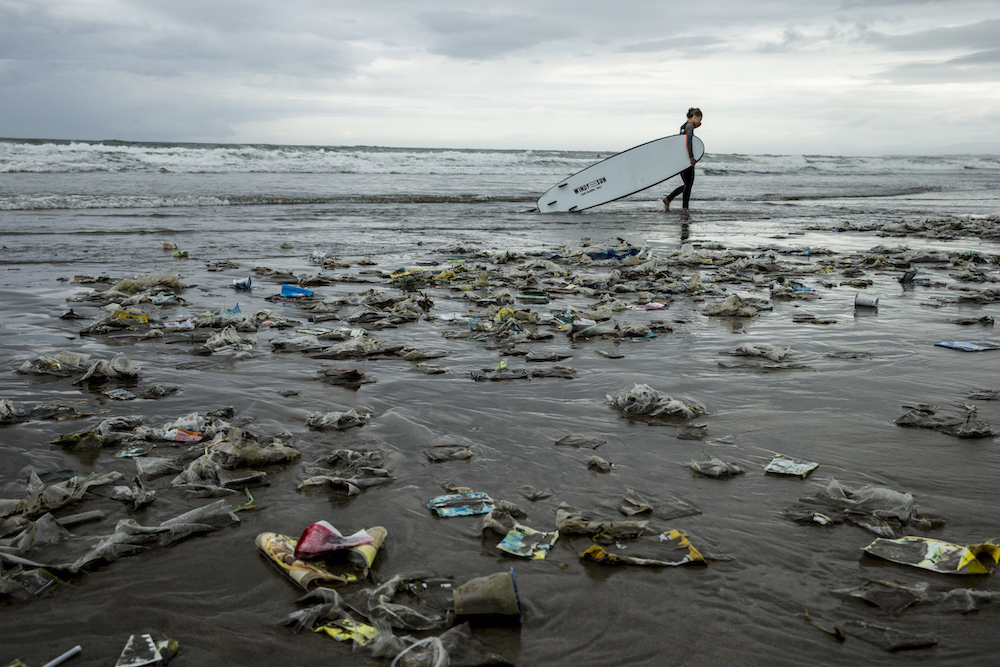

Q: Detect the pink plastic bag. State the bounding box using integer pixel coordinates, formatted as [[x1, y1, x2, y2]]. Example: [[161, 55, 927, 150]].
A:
[[293, 521, 374, 559]]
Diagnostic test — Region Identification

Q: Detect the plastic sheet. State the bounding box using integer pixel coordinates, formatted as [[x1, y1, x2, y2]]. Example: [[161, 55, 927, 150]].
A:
[[427, 492, 495, 517], [580, 530, 706, 567], [497, 524, 558, 559], [863, 536, 1000, 575], [765, 454, 818, 478]]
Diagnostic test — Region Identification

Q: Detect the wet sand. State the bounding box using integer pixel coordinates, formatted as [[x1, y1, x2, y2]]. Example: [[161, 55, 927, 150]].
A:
[[2, 208, 1000, 666]]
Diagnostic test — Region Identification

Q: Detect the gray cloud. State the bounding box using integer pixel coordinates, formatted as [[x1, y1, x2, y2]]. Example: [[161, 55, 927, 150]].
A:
[[864, 18, 1000, 51], [619, 36, 724, 54], [2, 0, 999, 150], [877, 48, 1000, 83], [415, 10, 574, 60]]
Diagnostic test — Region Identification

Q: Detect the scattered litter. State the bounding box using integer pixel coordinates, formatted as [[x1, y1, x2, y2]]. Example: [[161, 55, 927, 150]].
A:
[[934, 340, 1000, 352], [114, 634, 178, 667], [305, 408, 373, 430], [839, 620, 937, 652], [580, 530, 706, 567], [255, 526, 387, 589], [832, 579, 932, 614], [293, 522, 375, 559], [765, 454, 818, 478], [453, 570, 521, 620], [689, 457, 746, 478], [608, 383, 704, 420], [789, 479, 938, 537], [863, 536, 1000, 575], [895, 404, 995, 438], [497, 524, 559, 559], [427, 492, 495, 517]]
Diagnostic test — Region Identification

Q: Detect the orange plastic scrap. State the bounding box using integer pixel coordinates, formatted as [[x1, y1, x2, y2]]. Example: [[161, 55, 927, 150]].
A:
[[580, 529, 706, 567], [864, 536, 1000, 575]]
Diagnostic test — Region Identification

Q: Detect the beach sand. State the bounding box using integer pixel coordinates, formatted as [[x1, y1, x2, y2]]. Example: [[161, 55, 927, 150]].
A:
[[2, 210, 1000, 666]]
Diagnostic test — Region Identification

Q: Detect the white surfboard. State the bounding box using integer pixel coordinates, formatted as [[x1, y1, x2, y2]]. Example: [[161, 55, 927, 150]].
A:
[[537, 134, 705, 213]]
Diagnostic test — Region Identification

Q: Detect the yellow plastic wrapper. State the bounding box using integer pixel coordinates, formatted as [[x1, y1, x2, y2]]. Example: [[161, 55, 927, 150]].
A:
[[255, 526, 386, 590], [314, 619, 378, 645], [112, 309, 149, 324], [863, 536, 1000, 575], [580, 529, 706, 567]]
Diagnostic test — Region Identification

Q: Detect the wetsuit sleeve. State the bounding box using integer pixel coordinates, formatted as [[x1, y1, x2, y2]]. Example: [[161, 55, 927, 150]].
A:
[[684, 123, 695, 159]]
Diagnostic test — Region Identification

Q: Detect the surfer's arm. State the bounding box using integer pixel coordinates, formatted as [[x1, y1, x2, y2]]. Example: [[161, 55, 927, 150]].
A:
[[683, 124, 695, 162]]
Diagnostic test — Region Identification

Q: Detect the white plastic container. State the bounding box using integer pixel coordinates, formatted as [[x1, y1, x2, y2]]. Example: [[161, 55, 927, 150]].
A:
[[855, 292, 879, 308]]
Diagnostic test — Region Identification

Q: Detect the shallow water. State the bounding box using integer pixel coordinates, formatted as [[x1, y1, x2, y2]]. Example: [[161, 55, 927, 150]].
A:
[[2, 142, 1000, 666]]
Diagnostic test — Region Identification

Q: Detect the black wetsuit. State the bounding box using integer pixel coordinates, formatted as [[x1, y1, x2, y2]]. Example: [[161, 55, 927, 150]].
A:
[[666, 121, 697, 209]]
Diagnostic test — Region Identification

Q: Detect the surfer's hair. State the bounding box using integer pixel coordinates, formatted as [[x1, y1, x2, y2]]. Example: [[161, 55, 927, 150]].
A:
[[687, 108, 702, 118]]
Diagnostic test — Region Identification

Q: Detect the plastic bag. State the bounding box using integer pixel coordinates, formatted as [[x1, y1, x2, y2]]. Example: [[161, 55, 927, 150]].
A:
[[294, 521, 374, 559]]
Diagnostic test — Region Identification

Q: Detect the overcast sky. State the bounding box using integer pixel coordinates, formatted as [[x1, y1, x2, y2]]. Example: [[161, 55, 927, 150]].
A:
[[2, 0, 998, 154]]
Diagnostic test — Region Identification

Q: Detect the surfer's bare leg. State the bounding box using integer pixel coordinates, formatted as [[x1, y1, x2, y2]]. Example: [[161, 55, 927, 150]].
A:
[[660, 196, 670, 211]]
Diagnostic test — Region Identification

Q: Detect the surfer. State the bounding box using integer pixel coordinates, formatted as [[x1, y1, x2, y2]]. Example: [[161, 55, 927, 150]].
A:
[[661, 108, 702, 212]]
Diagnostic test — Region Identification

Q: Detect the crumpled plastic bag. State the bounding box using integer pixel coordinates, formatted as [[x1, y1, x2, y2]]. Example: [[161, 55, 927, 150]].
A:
[[306, 408, 373, 430], [171, 428, 299, 496], [0, 471, 123, 520], [17, 351, 93, 377], [608, 384, 705, 420], [343, 575, 452, 632], [313, 334, 382, 359], [689, 457, 746, 478], [109, 273, 183, 295], [731, 343, 789, 361], [0, 399, 23, 424], [797, 478, 933, 537], [74, 353, 140, 384], [555, 503, 650, 539], [294, 521, 375, 559], [204, 325, 255, 352], [704, 295, 760, 317], [72, 498, 240, 571]]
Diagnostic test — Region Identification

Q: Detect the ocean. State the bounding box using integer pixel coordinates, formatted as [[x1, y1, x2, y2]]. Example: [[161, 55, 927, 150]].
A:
[[2, 137, 1000, 666]]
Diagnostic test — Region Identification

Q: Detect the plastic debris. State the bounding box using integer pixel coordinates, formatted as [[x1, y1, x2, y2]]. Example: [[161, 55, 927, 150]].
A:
[[294, 522, 375, 560], [580, 529, 706, 567], [314, 618, 378, 645], [554, 503, 650, 539], [863, 536, 1000, 575], [832, 580, 933, 614], [72, 499, 240, 571], [280, 285, 314, 298], [256, 526, 387, 589], [839, 620, 937, 652], [895, 404, 996, 438], [114, 634, 178, 667], [765, 454, 818, 478], [497, 524, 559, 559], [608, 383, 704, 420], [790, 478, 936, 538], [305, 408, 373, 430], [427, 492, 495, 517], [934, 340, 1000, 352], [688, 457, 746, 478]]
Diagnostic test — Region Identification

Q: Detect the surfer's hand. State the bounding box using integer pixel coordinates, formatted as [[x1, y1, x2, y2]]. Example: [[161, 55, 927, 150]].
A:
[[690, 157, 696, 166]]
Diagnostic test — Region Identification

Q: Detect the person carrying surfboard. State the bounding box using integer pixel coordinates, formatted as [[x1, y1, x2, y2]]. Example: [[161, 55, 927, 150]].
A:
[[661, 108, 703, 212]]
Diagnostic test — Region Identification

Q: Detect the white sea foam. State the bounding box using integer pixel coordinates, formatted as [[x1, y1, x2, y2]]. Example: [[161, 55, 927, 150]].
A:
[[2, 139, 996, 177], [0, 140, 596, 176]]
